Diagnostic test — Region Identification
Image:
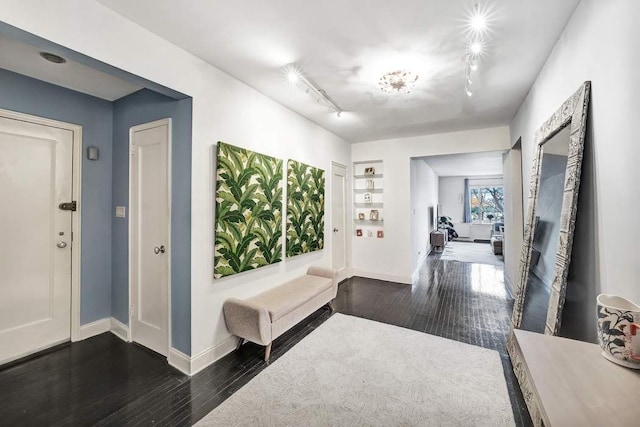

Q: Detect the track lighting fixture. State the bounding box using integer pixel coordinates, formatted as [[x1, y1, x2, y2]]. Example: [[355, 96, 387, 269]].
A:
[[284, 64, 342, 118], [462, 3, 492, 98]]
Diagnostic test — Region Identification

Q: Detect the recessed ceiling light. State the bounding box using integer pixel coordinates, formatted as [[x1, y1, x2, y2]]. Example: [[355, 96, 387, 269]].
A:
[[39, 52, 66, 64], [466, 88, 473, 97], [469, 60, 479, 71], [379, 70, 419, 94]]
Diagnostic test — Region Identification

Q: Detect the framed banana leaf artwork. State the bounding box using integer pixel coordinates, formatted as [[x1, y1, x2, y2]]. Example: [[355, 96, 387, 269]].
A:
[[214, 142, 283, 279], [286, 159, 325, 257]]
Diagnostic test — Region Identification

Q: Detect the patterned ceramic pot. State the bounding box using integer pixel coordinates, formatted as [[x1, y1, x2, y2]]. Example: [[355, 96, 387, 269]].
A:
[[597, 294, 640, 369]]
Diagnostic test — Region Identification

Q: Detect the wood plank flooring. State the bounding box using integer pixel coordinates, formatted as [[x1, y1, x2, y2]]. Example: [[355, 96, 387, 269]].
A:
[[0, 250, 531, 426]]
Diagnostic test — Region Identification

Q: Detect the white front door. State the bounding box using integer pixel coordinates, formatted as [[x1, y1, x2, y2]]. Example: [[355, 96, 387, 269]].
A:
[[0, 115, 74, 365], [130, 119, 170, 357], [331, 163, 347, 282]]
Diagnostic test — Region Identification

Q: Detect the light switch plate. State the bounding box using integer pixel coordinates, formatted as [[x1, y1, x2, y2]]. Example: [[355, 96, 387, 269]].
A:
[[115, 206, 126, 218]]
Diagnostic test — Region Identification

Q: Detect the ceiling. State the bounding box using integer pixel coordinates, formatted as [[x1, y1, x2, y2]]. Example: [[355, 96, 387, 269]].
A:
[[421, 151, 504, 176], [0, 35, 141, 101], [98, 0, 580, 142]]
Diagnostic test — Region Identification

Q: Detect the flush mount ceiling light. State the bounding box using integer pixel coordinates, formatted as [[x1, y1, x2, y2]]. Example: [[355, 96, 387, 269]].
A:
[[378, 70, 419, 94], [39, 52, 66, 64], [284, 63, 342, 118]]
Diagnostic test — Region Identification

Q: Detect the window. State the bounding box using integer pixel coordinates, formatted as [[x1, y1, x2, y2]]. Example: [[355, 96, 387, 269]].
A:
[[469, 186, 504, 223]]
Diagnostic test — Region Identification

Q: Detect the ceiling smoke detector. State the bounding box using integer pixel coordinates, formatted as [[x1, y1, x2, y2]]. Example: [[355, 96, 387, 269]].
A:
[[39, 52, 67, 64], [379, 70, 419, 94]]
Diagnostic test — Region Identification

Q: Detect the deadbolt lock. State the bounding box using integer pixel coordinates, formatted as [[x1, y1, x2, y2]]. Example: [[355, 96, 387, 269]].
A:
[[59, 201, 77, 211]]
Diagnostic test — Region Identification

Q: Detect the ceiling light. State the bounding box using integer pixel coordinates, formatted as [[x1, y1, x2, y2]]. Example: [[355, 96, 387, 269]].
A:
[[39, 52, 66, 64], [287, 70, 299, 83], [470, 41, 483, 55], [470, 14, 487, 32], [469, 60, 479, 71], [466, 88, 473, 97], [283, 63, 342, 117], [378, 70, 419, 94]]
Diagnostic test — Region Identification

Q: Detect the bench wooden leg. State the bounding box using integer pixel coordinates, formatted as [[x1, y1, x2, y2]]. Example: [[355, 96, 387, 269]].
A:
[[264, 343, 272, 362], [236, 338, 244, 351]]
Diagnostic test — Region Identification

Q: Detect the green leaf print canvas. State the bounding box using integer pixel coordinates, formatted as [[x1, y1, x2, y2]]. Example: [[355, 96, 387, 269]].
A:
[[214, 142, 283, 279], [286, 159, 325, 257]]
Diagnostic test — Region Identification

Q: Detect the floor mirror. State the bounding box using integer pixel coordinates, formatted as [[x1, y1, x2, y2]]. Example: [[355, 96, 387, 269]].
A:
[[510, 81, 591, 335], [508, 81, 591, 425]]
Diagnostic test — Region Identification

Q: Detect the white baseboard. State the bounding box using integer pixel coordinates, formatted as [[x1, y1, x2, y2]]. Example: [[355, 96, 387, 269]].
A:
[[79, 318, 111, 340], [110, 317, 130, 342], [411, 252, 430, 283], [167, 335, 238, 376], [168, 347, 191, 375], [190, 335, 238, 375], [503, 273, 514, 299], [351, 269, 412, 285]]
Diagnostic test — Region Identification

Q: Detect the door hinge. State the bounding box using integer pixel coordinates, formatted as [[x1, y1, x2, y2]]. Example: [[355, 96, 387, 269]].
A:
[[59, 201, 77, 211], [129, 306, 135, 317]]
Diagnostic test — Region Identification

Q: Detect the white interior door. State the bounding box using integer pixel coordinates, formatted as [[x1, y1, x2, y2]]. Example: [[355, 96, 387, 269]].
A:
[[331, 163, 347, 282], [130, 119, 170, 357], [0, 115, 74, 365]]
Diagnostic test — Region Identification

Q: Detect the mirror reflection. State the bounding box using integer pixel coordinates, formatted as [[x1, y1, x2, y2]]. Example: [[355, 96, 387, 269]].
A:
[[520, 126, 571, 333]]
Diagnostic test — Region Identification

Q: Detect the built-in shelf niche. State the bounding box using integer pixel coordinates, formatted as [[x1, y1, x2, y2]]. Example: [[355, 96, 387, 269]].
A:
[[353, 160, 384, 239]]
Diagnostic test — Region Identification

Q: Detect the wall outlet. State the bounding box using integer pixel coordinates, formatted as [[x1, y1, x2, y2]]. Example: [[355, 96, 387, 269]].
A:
[[115, 206, 126, 218]]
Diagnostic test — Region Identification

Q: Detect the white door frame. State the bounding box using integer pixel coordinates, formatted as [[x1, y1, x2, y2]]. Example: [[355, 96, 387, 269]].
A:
[[128, 118, 172, 355], [331, 161, 348, 278], [0, 108, 83, 343]]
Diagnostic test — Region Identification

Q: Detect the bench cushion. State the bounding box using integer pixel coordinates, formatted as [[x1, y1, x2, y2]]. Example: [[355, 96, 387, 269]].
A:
[[247, 275, 332, 321]]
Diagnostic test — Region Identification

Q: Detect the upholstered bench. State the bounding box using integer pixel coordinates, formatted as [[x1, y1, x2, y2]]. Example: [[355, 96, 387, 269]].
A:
[[223, 267, 337, 361]]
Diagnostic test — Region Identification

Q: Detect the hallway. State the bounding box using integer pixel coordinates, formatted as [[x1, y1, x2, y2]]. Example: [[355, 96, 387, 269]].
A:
[[1, 253, 530, 426]]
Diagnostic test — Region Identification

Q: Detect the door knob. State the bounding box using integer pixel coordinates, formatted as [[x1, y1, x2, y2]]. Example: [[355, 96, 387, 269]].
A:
[[56, 241, 67, 248], [154, 245, 166, 254], [333, 228, 339, 232]]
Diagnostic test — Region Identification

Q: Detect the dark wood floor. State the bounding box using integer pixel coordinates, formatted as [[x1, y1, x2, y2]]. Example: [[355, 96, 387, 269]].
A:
[[0, 251, 531, 426]]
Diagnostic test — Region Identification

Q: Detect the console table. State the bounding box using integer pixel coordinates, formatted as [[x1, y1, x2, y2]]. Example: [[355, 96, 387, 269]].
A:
[[508, 329, 640, 426]]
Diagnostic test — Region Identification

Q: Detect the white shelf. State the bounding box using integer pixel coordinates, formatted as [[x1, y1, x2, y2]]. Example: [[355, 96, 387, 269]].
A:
[[353, 160, 384, 239], [354, 173, 383, 179]]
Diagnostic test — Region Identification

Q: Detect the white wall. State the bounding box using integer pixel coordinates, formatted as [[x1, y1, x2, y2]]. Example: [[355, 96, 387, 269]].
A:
[[0, 0, 351, 366], [509, 0, 640, 340], [351, 127, 511, 283], [410, 159, 438, 271], [438, 177, 465, 222]]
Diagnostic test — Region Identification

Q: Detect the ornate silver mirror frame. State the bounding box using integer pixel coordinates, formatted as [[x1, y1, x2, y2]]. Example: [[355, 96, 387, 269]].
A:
[[510, 81, 591, 335]]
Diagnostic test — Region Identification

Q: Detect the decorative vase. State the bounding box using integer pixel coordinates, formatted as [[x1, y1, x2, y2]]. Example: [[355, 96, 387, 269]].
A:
[[597, 294, 640, 369]]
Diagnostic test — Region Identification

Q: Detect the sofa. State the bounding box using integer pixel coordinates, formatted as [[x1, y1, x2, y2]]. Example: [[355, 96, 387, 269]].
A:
[[223, 266, 337, 361]]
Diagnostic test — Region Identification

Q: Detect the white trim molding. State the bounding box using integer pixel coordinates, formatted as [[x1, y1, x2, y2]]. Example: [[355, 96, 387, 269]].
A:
[[190, 336, 237, 375], [168, 348, 191, 375], [351, 270, 412, 285], [110, 318, 130, 342], [79, 319, 111, 340], [167, 336, 238, 376]]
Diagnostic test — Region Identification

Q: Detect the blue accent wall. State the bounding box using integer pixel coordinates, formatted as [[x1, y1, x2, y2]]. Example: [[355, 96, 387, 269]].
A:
[[112, 89, 192, 355], [0, 69, 113, 324]]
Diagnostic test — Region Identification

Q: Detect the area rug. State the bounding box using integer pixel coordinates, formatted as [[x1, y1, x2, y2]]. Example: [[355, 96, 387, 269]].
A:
[[440, 241, 503, 266], [196, 314, 514, 426]]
